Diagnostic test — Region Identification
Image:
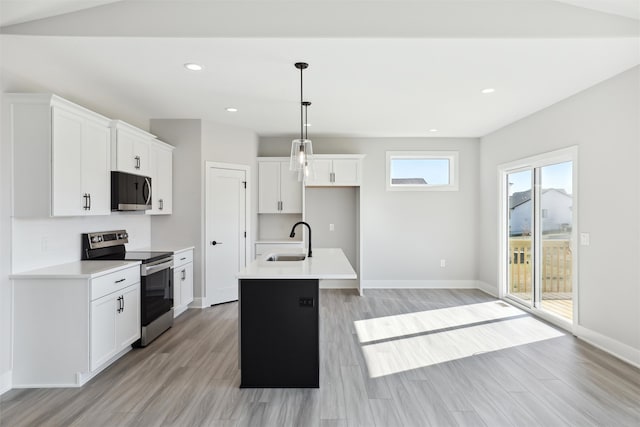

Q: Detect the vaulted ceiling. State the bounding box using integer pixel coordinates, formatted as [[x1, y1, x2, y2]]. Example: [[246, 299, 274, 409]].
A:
[[1, 1, 638, 137]]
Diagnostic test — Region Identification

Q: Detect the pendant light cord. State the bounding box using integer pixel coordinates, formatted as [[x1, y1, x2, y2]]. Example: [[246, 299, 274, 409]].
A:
[[300, 66, 304, 141]]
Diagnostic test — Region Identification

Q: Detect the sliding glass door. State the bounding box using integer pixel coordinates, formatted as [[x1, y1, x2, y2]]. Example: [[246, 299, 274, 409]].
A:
[[538, 162, 573, 320], [503, 151, 575, 325], [506, 169, 534, 304]]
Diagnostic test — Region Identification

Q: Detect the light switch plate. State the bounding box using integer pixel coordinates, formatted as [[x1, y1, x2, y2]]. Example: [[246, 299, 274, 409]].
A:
[[580, 232, 590, 246]]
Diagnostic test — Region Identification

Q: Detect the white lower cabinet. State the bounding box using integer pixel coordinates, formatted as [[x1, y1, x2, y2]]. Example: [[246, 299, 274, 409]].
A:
[[11, 263, 141, 388], [90, 283, 141, 371], [173, 249, 194, 317]]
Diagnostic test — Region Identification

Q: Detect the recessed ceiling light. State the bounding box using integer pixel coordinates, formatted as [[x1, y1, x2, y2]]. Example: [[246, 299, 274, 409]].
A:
[[481, 88, 495, 94], [226, 107, 238, 112], [184, 63, 203, 71], [429, 129, 438, 132]]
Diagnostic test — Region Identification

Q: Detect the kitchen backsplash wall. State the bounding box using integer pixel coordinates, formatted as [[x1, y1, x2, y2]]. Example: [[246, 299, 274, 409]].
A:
[[12, 214, 151, 273], [258, 214, 303, 241]]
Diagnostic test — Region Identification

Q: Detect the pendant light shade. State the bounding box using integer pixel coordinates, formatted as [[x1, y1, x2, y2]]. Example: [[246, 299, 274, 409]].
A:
[[290, 62, 313, 181]]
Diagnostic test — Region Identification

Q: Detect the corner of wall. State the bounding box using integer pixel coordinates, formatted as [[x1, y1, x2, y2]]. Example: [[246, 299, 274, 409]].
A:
[[0, 370, 11, 395]]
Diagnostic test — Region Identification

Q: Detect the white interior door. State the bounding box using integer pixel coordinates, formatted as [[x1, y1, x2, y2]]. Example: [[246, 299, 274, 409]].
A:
[[205, 164, 247, 305]]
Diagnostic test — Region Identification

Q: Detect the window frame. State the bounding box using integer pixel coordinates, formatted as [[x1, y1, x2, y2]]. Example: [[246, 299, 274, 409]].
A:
[[385, 151, 459, 192]]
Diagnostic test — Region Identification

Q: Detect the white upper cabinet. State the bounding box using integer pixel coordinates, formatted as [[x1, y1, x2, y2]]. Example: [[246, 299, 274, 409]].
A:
[[80, 117, 112, 215], [305, 155, 364, 187], [147, 141, 174, 215], [111, 120, 153, 176], [258, 159, 302, 214], [7, 94, 111, 217]]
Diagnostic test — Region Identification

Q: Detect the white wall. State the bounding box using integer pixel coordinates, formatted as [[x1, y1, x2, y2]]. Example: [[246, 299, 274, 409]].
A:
[[259, 137, 480, 289], [150, 119, 258, 304], [0, 79, 13, 394], [479, 66, 640, 360], [12, 215, 150, 273]]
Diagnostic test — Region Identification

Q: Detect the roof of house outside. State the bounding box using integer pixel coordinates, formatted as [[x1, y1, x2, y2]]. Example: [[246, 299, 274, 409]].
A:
[[509, 188, 571, 209], [392, 178, 428, 185]]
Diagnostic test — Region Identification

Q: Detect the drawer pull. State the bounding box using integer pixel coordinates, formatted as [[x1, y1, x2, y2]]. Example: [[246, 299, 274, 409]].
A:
[[180, 257, 186, 261], [115, 278, 126, 283]]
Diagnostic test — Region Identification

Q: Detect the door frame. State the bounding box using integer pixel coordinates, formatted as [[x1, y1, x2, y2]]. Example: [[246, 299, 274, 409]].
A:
[[497, 146, 578, 333], [204, 161, 251, 306]]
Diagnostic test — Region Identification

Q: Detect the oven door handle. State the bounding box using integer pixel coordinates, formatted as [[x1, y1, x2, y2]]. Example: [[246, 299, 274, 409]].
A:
[[141, 259, 173, 276]]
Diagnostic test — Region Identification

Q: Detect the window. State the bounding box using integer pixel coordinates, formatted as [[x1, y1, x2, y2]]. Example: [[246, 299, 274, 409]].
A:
[[386, 151, 459, 191]]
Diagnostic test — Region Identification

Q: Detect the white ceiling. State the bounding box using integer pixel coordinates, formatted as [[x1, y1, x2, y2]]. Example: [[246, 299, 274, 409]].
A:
[[1, 1, 638, 137]]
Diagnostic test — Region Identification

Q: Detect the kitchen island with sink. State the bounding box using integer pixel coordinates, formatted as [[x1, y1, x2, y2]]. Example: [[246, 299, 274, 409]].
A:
[[237, 248, 356, 388]]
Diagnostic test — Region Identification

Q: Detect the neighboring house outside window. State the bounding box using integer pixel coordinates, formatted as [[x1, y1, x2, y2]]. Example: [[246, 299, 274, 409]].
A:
[[509, 189, 572, 236]]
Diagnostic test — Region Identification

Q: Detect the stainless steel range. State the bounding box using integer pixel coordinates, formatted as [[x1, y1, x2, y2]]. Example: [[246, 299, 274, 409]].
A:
[[82, 230, 174, 347]]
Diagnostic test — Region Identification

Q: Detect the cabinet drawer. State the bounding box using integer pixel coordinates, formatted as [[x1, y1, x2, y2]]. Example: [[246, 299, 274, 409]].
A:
[[173, 250, 193, 268], [91, 266, 140, 301]]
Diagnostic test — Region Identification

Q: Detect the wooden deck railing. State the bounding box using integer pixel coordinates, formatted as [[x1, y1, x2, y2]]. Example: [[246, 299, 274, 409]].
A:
[[509, 238, 572, 294]]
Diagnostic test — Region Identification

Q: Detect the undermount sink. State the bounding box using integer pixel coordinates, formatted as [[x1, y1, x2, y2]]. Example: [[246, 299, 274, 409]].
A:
[[266, 254, 307, 262]]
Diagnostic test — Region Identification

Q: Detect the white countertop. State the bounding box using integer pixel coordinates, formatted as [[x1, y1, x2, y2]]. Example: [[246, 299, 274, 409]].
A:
[[134, 246, 195, 254], [10, 260, 141, 280], [255, 240, 303, 244], [238, 248, 357, 280]]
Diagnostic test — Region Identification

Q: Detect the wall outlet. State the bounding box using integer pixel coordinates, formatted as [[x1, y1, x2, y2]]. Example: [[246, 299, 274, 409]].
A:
[[440, 259, 446, 268], [329, 223, 335, 231]]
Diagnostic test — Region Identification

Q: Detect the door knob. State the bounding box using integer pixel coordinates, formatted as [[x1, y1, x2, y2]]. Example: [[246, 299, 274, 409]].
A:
[[211, 241, 223, 246]]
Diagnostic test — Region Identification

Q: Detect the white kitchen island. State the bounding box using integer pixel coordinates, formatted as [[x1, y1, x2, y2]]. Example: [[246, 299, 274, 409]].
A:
[[237, 248, 356, 388]]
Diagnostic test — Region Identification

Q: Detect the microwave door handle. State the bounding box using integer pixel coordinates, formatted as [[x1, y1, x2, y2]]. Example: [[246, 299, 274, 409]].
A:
[[144, 178, 151, 206]]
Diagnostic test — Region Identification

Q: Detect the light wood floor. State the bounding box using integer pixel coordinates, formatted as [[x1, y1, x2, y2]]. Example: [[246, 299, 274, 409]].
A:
[[1, 289, 639, 426]]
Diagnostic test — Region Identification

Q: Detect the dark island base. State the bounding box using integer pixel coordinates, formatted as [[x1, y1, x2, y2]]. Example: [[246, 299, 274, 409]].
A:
[[239, 278, 319, 388]]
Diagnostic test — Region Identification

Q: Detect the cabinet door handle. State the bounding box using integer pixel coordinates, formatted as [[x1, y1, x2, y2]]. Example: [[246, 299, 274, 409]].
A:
[[115, 278, 126, 283], [181, 269, 186, 281], [159, 199, 163, 210], [121, 295, 125, 313], [116, 296, 122, 313], [135, 155, 141, 169], [87, 193, 91, 211], [331, 172, 335, 183], [180, 257, 186, 261]]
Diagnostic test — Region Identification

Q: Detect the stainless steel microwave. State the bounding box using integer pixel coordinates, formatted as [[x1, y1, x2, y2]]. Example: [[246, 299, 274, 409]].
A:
[[111, 171, 152, 211]]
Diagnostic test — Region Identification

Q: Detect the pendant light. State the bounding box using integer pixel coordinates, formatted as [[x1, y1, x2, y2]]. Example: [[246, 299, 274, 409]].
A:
[[290, 62, 313, 181]]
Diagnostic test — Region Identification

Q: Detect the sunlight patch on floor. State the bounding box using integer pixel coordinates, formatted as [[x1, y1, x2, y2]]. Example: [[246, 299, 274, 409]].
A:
[[357, 307, 565, 378], [354, 301, 524, 344]]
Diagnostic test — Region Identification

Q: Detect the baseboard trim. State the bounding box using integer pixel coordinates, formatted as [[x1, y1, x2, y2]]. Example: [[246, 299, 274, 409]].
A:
[[191, 297, 207, 309], [476, 281, 499, 297], [319, 279, 358, 289], [0, 370, 11, 395], [575, 325, 640, 369], [361, 279, 478, 289]]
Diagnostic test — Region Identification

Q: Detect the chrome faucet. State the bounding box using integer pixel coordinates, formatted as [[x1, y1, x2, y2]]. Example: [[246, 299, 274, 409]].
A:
[[289, 221, 312, 258]]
